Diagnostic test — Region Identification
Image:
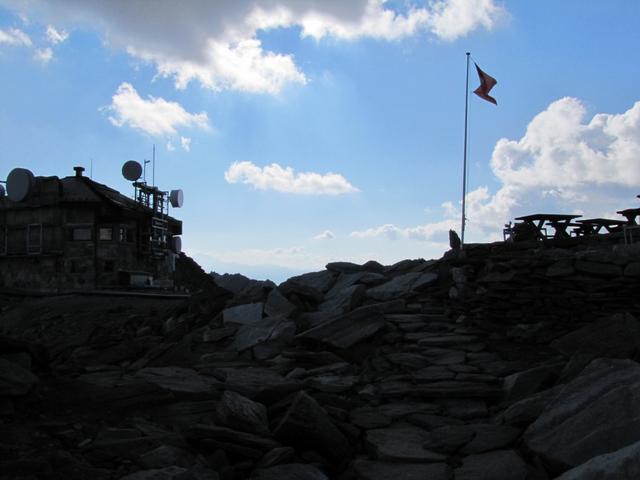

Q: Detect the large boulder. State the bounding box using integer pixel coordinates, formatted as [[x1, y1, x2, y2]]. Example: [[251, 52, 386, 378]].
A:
[[223, 303, 264, 326], [556, 439, 640, 480], [551, 313, 640, 359], [273, 391, 352, 467], [367, 272, 437, 301], [523, 358, 640, 474], [0, 358, 39, 396], [295, 305, 385, 349]]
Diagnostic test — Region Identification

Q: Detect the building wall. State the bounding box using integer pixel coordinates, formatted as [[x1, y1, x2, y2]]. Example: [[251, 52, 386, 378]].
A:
[[0, 203, 176, 290]]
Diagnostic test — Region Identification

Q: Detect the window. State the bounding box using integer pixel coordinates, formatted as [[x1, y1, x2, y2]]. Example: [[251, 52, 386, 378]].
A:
[[72, 227, 92, 241], [27, 224, 42, 254], [99, 227, 113, 241], [119, 226, 134, 243]]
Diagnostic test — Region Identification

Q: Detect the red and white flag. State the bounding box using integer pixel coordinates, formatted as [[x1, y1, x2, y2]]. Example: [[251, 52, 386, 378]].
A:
[[473, 63, 497, 105]]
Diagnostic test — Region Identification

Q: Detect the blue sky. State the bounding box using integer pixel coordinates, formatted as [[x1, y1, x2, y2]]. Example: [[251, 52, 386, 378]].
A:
[[1, 1, 639, 282]]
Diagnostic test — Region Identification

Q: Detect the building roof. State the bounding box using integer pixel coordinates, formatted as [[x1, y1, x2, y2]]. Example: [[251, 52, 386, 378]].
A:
[[1, 172, 182, 232]]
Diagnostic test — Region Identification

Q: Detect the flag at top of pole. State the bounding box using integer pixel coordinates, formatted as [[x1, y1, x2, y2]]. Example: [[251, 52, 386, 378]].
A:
[[460, 53, 498, 248], [473, 63, 498, 105]]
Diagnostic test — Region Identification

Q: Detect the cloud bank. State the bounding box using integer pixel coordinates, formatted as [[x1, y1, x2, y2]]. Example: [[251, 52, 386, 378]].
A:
[[225, 161, 359, 195], [4, 0, 506, 93], [353, 98, 640, 242]]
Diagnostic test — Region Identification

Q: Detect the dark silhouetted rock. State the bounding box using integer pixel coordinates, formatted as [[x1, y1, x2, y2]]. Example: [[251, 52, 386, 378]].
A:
[[222, 303, 264, 326], [230, 316, 295, 352], [281, 270, 337, 293], [216, 390, 269, 435], [574, 260, 622, 277], [0, 357, 39, 396], [274, 391, 352, 466], [454, 449, 528, 480], [524, 358, 640, 473], [296, 305, 384, 349], [119, 466, 190, 480], [250, 463, 328, 480], [503, 363, 562, 401], [364, 424, 446, 462], [352, 457, 450, 480], [264, 288, 297, 318], [556, 439, 640, 480], [551, 313, 640, 359], [367, 272, 436, 301]]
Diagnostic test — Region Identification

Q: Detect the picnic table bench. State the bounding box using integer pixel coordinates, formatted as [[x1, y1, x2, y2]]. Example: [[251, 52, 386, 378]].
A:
[[514, 213, 582, 240], [616, 207, 640, 225], [573, 218, 626, 235]]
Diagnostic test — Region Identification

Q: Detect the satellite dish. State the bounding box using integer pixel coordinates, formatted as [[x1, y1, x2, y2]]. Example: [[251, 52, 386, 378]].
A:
[[122, 160, 142, 181], [169, 189, 184, 208], [6, 168, 35, 202], [0, 184, 5, 197], [171, 236, 182, 253]]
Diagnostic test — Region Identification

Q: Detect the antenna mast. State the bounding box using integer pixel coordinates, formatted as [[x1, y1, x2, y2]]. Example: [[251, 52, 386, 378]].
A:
[[152, 144, 156, 186]]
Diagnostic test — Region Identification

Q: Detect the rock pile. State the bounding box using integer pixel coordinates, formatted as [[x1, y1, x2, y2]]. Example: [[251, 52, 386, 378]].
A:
[[1, 241, 640, 479]]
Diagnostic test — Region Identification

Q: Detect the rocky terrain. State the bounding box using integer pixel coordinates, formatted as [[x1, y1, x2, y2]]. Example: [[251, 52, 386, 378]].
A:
[[1, 240, 640, 479]]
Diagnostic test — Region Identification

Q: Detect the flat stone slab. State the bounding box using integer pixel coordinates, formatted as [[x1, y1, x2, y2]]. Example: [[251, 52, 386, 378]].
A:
[[134, 367, 220, 394], [223, 303, 264, 326], [296, 305, 385, 349], [251, 463, 329, 480], [422, 423, 520, 454], [417, 335, 480, 347], [352, 457, 450, 480], [455, 449, 528, 480], [524, 358, 640, 472], [280, 270, 337, 293], [367, 272, 427, 301], [365, 425, 446, 462], [216, 390, 269, 435], [216, 367, 301, 400], [230, 316, 295, 352]]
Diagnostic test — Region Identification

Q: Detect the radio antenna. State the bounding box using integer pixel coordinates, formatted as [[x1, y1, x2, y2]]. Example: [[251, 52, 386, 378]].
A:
[[152, 144, 156, 186]]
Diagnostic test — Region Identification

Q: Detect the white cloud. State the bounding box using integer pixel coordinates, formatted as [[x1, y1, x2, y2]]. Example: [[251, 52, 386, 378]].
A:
[[46, 24, 68, 44], [350, 217, 456, 242], [5, 1, 506, 93], [0, 27, 32, 46], [353, 98, 640, 243], [180, 136, 191, 151], [314, 230, 335, 240], [166, 140, 175, 151], [33, 46, 52, 63], [427, 0, 506, 41], [103, 82, 210, 137], [224, 161, 359, 195]]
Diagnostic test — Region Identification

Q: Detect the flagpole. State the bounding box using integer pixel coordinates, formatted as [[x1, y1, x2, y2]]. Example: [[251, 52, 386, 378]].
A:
[[461, 52, 470, 247]]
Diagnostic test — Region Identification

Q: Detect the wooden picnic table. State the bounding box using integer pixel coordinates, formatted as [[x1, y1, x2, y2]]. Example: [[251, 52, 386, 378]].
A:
[[617, 207, 640, 225], [574, 218, 626, 235], [514, 213, 582, 240]]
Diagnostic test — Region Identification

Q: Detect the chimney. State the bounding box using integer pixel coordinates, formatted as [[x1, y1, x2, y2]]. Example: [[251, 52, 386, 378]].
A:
[[74, 166, 85, 178]]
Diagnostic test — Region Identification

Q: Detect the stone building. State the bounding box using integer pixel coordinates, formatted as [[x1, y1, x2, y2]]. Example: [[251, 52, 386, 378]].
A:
[[0, 166, 182, 291]]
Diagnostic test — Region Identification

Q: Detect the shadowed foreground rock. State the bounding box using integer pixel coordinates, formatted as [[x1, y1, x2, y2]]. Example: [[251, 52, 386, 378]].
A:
[[1, 244, 640, 479]]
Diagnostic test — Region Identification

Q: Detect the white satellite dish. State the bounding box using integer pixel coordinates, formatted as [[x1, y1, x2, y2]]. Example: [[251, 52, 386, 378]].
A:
[[169, 189, 184, 208], [122, 160, 143, 181], [171, 236, 182, 253], [6, 168, 35, 202], [0, 184, 5, 197]]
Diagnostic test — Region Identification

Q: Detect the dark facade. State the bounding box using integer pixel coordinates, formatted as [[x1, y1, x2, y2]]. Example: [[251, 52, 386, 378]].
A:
[[0, 167, 182, 291]]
